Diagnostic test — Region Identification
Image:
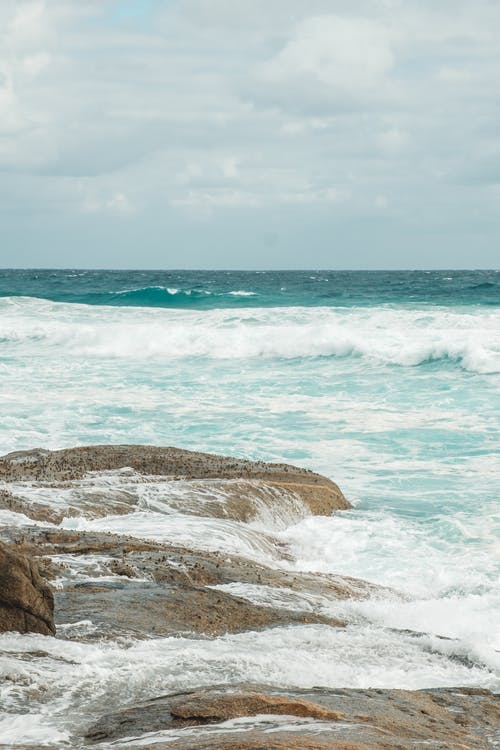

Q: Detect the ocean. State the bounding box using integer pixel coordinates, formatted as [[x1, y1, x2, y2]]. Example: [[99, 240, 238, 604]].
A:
[[0, 268, 499, 744]]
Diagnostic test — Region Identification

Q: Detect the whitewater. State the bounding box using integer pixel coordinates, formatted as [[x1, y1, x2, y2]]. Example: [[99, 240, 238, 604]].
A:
[[0, 269, 499, 745]]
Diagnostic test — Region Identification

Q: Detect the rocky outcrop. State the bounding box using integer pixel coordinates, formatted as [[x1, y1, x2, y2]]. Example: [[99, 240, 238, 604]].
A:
[[3, 446, 498, 750], [168, 691, 344, 723], [0, 488, 64, 524], [55, 579, 345, 638], [86, 690, 344, 741], [0, 541, 55, 636], [2, 526, 384, 641], [123, 739, 370, 750], [7, 526, 383, 599], [86, 686, 500, 749], [0, 445, 350, 515]]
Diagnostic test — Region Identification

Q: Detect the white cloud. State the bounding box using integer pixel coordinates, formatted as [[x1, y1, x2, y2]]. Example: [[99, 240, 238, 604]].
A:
[[378, 127, 409, 154], [106, 192, 134, 214], [374, 194, 388, 209], [79, 182, 136, 215], [264, 16, 395, 90], [222, 157, 239, 179], [172, 189, 259, 211], [1, 0, 500, 266], [7, 1, 52, 48], [21, 52, 51, 76]]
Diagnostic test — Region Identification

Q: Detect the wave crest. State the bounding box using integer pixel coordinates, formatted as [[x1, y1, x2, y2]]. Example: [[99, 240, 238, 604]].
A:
[[69, 286, 259, 308], [1, 298, 498, 373]]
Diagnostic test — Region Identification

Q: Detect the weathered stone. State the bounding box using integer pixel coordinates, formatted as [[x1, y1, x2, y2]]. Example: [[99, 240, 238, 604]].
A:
[[0, 541, 55, 636], [0, 525, 390, 642], [85, 686, 500, 749], [85, 691, 344, 742], [168, 692, 344, 723], [0, 488, 63, 525], [56, 579, 345, 639], [3, 527, 383, 601], [0, 445, 350, 515], [6, 448, 498, 750], [107, 734, 363, 750]]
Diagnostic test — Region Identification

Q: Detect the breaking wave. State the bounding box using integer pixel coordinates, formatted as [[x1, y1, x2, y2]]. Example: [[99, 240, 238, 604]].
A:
[[1, 297, 498, 373]]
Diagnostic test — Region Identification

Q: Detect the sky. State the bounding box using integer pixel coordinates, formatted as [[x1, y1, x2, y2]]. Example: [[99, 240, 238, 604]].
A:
[[1, 0, 500, 269]]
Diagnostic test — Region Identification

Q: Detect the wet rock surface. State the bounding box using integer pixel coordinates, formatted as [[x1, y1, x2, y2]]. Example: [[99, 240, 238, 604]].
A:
[[0, 526, 382, 640], [86, 686, 500, 749], [0, 444, 350, 515], [0, 445, 498, 750], [0, 541, 55, 636], [2, 526, 383, 598], [0, 488, 65, 525], [56, 579, 345, 638], [86, 689, 345, 740], [120, 740, 375, 750]]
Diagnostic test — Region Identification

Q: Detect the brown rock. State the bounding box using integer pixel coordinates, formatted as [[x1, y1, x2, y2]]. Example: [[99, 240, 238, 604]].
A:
[[55, 580, 345, 639], [0, 445, 350, 515], [85, 690, 344, 743], [0, 489, 63, 525], [0, 541, 55, 636], [3, 527, 388, 615], [85, 686, 500, 749], [169, 691, 344, 723], [130, 737, 367, 750]]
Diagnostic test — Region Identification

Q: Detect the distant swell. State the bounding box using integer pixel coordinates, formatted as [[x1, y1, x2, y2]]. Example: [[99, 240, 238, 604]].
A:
[[465, 281, 498, 291], [0, 270, 498, 310], [83, 286, 258, 308], [0, 286, 261, 310]]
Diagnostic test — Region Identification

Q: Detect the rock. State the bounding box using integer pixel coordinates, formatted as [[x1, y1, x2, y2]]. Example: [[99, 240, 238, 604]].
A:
[[1, 446, 498, 750], [0, 488, 63, 525], [85, 689, 344, 742], [168, 691, 344, 723], [0, 526, 390, 641], [55, 579, 345, 639], [0, 541, 55, 636], [85, 686, 500, 749], [0, 445, 350, 515], [1, 526, 388, 642], [124, 739, 376, 750], [4, 526, 384, 601]]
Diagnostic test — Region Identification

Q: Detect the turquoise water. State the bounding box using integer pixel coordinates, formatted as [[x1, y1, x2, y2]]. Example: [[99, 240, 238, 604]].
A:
[[1, 268, 499, 308], [0, 269, 499, 696]]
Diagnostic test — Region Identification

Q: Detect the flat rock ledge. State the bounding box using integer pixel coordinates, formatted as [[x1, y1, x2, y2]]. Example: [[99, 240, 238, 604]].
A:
[[4, 526, 386, 640], [0, 540, 55, 636], [0, 444, 350, 517], [56, 579, 346, 638], [85, 686, 500, 750]]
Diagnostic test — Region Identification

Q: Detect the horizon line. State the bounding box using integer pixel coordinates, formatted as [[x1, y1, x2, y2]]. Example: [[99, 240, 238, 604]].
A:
[[1, 267, 498, 273]]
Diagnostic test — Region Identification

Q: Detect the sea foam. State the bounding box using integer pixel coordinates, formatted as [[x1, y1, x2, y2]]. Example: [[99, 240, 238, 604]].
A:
[[1, 297, 498, 372]]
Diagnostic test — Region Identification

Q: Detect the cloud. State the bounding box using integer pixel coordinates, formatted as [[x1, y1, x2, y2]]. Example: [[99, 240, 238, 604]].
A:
[[1, 0, 500, 266], [81, 190, 135, 215], [258, 15, 396, 111]]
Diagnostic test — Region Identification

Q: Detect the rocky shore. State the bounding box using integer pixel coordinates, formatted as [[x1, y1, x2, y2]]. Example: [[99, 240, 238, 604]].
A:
[[0, 445, 498, 749]]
